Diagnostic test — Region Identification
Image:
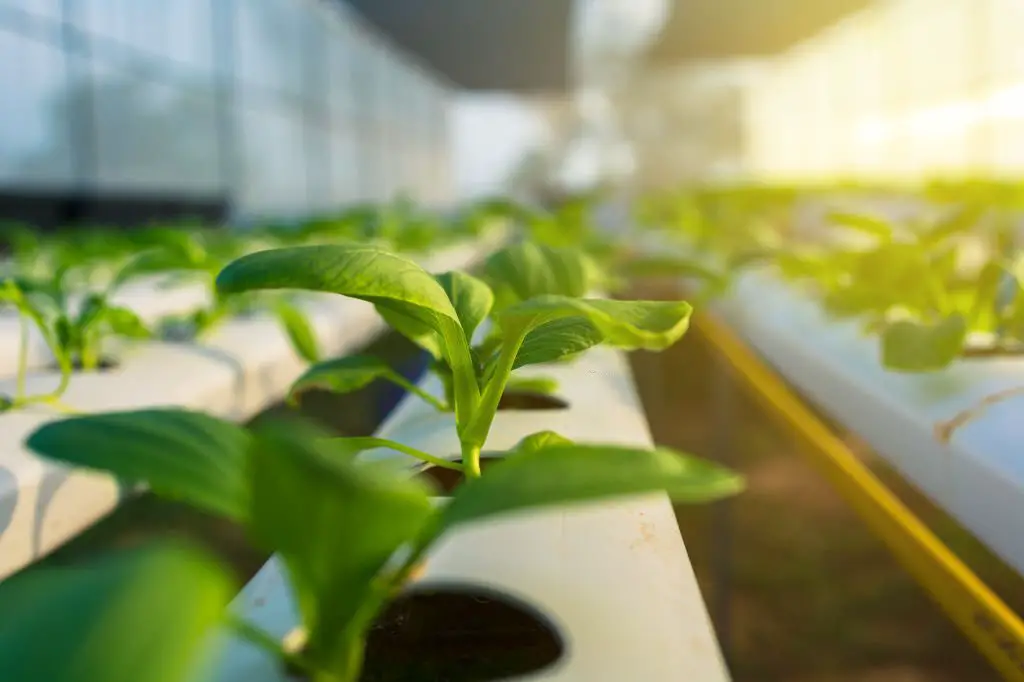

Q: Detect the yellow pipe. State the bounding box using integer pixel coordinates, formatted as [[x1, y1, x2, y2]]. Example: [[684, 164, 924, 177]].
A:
[[695, 312, 1024, 681]]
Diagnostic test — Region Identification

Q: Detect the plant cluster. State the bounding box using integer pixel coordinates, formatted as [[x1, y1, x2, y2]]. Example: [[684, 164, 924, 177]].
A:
[[0, 211, 743, 681], [0, 199, 507, 412]]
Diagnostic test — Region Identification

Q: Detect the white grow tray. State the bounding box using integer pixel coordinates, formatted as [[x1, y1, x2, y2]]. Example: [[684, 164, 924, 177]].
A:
[[0, 232, 506, 579], [206, 347, 729, 682], [710, 267, 1024, 576]]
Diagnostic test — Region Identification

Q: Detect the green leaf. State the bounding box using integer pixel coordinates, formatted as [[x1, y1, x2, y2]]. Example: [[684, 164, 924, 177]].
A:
[[969, 260, 1006, 327], [273, 299, 320, 363], [501, 297, 692, 352], [881, 315, 968, 372], [482, 242, 596, 309], [440, 443, 743, 530], [828, 211, 893, 240], [619, 255, 727, 287], [216, 245, 458, 324], [247, 420, 435, 673], [109, 247, 198, 293], [510, 430, 573, 454], [103, 305, 150, 339], [434, 271, 493, 344], [0, 543, 233, 682], [920, 205, 985, 246], [216, 245, 477, 421], [505, 375, 560, 396], [511, 316, 605, 370], [289, 355, 394, 404], [26, 409, 251, 521]]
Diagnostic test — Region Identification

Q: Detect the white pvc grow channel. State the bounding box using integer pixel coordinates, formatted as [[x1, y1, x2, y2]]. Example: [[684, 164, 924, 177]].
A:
[[207, 346, 729, 682], [708, 266, 1024, 577], [0, 231, 506, 579]]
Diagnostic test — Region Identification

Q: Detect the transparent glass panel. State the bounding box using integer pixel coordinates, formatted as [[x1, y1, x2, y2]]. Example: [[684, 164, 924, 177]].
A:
[[305, 122, 332, 211], [78, 0, 214, 75], [327, 11, 354, 121], [235, 0, 305, 98], [234, 101, 307, 215], [329, 130, 357, 204], [2, 0, 62, 22], [90, 53, 222, 192], [0, 27, 75, 187]]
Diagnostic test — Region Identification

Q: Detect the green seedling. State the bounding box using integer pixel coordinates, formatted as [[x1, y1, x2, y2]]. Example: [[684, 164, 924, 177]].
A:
[[0, 260, 154, 412], [214, 242, 696, 474], [25, 407, 743, 682], [777, 205, 1012, 371], [254, 241, 653, 429]]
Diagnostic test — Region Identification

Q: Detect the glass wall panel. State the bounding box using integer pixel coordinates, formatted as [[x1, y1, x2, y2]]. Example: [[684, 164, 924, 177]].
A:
[[0, 26, 75, 187], [235, 0, 306, 99], [0, 0, 453, 213], [234, 101, 307, 214], [77, 0, 215, 75], [89, 53, 222, 192]]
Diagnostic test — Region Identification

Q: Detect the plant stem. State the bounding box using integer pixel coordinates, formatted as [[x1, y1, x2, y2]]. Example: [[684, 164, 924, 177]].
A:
[[337, 437, 463, 472], [391, 374, 450, 412], [225, 615, 316, 676], [462, 441, 482, 478]]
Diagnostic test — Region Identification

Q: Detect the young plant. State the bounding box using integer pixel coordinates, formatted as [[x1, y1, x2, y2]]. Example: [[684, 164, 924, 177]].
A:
[[0, 263, 152, 412], [780, 205, 1006, 372], [214, 244, 696, 474], [25, 407, 743, 682]]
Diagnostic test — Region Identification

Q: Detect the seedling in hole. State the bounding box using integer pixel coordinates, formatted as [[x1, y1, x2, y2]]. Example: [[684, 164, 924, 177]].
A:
[[215, 242, 698, 475], [776, 205, 1020, 372], [0, 256, 159, 412], [25, 407, 743, 682], [282, 240, 726, 415]]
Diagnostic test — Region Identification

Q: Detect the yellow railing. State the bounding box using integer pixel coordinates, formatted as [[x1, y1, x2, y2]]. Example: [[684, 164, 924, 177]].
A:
[[695, 312, 1024, 681]]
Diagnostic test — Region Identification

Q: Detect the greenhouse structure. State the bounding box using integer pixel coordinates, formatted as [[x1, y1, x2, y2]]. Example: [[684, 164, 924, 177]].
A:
[[2, 1, 1024, 681]]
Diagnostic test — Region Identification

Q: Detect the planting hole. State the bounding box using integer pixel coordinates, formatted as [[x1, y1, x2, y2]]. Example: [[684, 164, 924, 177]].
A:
[[418, 456, 504, 495], [289, 585, 565, 681], [496, 391, 568, 411], [49, 356, 120, 373]]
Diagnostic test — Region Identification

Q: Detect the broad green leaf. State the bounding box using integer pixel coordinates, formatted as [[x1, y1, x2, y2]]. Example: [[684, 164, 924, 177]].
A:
[[103, 305, 150, 339], [0, 543, 233, 682], [467, 297, 692, 445], [289, 355, 394, 405], [434, 271, 493, 344], [505, 375, 559, 396], [510, 316, 604, 370], [482, 242, 596, 309], [510, 430, 573, 454], [501, 297, 692, 352], [377, 305, 445, 360], [27, 409, 250, 521], [216, 245, 477, 420], [619, 255, 727, 288], [827, 211, 893, 240], [440, 443, 743, 530], [881, 315, 968, 372], [920, 204, 985, 246], [216, 245, 457, 324], [247, 420, 435, 673], [109, 247, 196, 293], [273, 299, 320, 363], [969, 260, 1006, 327]]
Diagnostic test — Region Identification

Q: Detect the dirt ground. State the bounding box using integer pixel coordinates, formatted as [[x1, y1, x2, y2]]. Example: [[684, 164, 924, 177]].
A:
[[627, 281, 1024, 682]]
